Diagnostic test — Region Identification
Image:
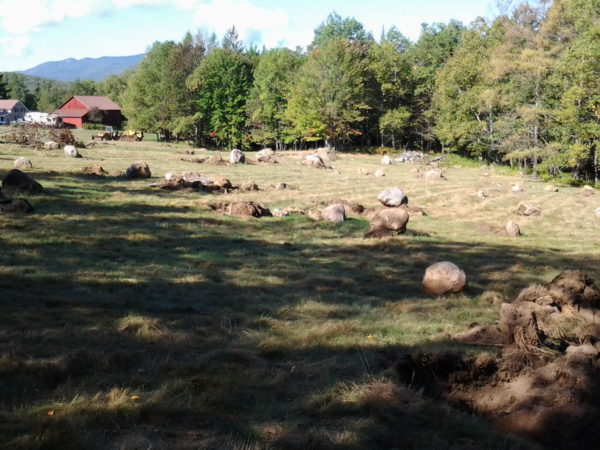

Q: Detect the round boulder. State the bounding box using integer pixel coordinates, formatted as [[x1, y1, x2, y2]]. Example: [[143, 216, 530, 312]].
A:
[[506, 220, 521, 236], [14, 157, 32, 170], [321, 204, 346, 222], [370, 208, 409, 233], [64, 145, 79, 158], [422, 261, 467, 296], [377, 187, 408, 207], [230, 149, 245, 164], [125, 161, 151, 179]]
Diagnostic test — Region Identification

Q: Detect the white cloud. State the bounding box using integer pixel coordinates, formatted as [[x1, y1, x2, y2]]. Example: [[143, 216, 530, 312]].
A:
[[0, 0, 310, 51], [0, 35, 31, 57]]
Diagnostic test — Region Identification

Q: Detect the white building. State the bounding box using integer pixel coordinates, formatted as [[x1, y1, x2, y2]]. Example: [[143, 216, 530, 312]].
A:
[[0, 100, 29, 124]]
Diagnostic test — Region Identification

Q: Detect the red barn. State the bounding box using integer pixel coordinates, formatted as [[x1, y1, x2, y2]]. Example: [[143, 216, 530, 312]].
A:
[[55, 96, 124, 129]]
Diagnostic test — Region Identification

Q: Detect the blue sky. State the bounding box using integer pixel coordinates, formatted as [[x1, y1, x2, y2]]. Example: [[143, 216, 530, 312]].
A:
[[0, 0, 495, 72]]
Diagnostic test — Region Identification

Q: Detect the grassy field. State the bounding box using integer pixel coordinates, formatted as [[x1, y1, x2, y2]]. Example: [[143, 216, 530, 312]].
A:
[[1, 134, 599, 449]]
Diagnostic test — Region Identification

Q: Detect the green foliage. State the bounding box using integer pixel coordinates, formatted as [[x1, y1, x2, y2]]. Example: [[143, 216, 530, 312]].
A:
[[187, 48, 253, 148], [247, 48, 302, 148], [286, 39, 370, 148], [309, 11, 374, 50], [379, 107, 411, 149]]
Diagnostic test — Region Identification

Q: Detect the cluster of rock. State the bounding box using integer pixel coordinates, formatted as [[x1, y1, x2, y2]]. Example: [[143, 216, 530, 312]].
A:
[[394, 151, 425, 163]]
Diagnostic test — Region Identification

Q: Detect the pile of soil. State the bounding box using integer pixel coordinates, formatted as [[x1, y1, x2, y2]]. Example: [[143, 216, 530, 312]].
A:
[[392, 270, 600, 449]]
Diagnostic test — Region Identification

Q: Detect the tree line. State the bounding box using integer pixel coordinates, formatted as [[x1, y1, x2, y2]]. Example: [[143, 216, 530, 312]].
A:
[[1, 0, 598, 181]]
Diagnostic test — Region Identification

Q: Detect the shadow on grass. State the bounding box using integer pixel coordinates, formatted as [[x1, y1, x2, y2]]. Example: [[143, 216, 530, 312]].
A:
[[0, 179, 595, 449]]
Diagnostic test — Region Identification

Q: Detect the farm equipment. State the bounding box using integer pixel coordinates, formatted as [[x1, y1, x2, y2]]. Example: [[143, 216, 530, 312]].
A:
[[92, 126, 120, 141], [119, 130, 144, 141]]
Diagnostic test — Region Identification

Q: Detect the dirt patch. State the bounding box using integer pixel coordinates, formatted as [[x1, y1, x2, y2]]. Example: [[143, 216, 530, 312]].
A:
[[393, 270, 600, 449]]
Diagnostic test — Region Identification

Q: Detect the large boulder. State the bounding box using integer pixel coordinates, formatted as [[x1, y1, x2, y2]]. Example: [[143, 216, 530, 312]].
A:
[[256, 148, 276, 163], [2, 169, 43, 195], [125, 161, 151, 179], [14, 157, 32, 170], [369, 208, 409, 235], [0, 198, 34, 214], [63, 145, 80, 158], [422, 261, 467, 296], [321, 204, 346, 222], [304, 154, 325, 169], [43, 141, 59, 150], [377, 187, 408, 207], [229, 149, 245, 164]]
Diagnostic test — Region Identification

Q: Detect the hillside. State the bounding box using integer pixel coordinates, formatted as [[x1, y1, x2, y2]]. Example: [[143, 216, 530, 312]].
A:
[[19, 54, 144, 82]]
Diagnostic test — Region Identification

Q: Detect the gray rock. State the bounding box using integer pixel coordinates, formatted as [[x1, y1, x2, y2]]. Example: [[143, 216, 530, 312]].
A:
[[44, 141, 58, 150], [374, 169, 385, 177], [256, 148, 275, 163], [422, 261, 467, 296], [506, 220, 521, 236], [229, 149, 245, 164], [377, 187, 408, 207], [423, 169, 443, 180], [381, 154, 392, 165], [14, 157, 32, 170], [321, 204, 346, 222], [63, 145, 79, 158], [305, 154, 325, 169]]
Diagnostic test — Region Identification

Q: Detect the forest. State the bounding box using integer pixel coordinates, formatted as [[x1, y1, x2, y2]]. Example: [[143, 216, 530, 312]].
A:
[[1, 0, 598, 181]]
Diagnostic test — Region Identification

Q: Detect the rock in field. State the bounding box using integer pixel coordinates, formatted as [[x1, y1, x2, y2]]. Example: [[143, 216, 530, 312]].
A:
[[516, 203, 541, 216], [595, 207, 600, 217], [2, 169, 43, 195], [505, 220, 521, 236], [377, 187, 408, 207], [321, 204, 346, 222], [422, 261, 467, 296], [381, 154, 392, 165], [229, 149, 245, 164], [423, 169, 444, 180], [44, 141, 58, 150], [256, 148, 276, 163], [511, 183, 524, 192], [228, 202, 271, 218], [82, 165, 107, 176], [368, 208, 409, 237], [14, 157, 32, 170], [64, 145, 79, 158], [476, 190, 487, 198], [0, 198, 34, 214], [305, 154, 326, 169], [125, 161, 151, 179], [374, 169, 385, 177], [583, 185, 595, 196], [240, 181, 259, 192], [317, 147, 336, 162], [545, 185, 558, 192]]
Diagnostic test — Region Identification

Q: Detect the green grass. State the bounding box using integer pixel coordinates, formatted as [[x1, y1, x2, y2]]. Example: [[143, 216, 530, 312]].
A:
[[1, 138, 597, 448]]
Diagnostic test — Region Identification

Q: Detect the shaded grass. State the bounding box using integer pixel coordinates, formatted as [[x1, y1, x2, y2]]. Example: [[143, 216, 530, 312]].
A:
[[0, 139, 596, 448]]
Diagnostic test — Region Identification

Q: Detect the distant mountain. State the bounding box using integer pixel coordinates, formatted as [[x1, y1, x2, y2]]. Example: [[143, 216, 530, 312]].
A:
[[19, 54, 144, 82]]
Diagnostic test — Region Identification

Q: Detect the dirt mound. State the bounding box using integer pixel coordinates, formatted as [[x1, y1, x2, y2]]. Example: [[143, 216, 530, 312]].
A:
[[82, 165, 107, 176], [393, 270, 600, 449], [208, 201, 271, 218]]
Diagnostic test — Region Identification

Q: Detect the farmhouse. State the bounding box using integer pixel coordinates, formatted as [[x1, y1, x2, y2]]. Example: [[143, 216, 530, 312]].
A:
[[0, 100, 29, 124], [55, 95, 124, 129]]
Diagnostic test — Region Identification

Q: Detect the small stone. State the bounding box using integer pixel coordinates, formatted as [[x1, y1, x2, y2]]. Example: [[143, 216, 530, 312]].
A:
[[374, 169, 385, 177], [594, 207, 600, 217], [476, 190, 486, 198], [583, 185, 595, 196], [512, 184, 524, 192], [506, 220, 521, 236], [545, 185, 558, 192], [275, 182, 288, 190], [44, 141, 58, 150], [14, 157, 32, 170], [423, 169, 443, 180], [241, 181, 259, 192], [381, 154, 392, 165]]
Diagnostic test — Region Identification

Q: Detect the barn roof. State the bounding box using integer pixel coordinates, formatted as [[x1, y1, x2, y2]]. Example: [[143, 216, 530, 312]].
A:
[[75, 96, 121, 111], [0, 100, 19, 110], [55, 109, 88, 118], [56, 96, 121, 112]]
